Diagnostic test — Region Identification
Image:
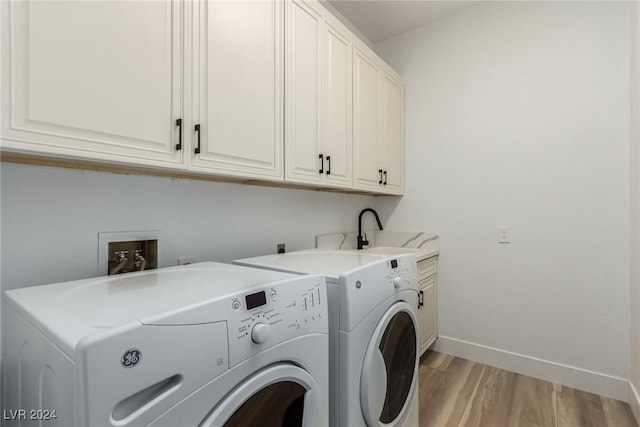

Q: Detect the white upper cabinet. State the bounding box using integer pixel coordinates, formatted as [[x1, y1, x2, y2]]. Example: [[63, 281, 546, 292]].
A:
[[353, 47, 382, 192], [191, 0, 284, 180], [353, 46, 404, 195], [1, 0, 184, 168], [380, 72, 404, 194], [285, 0, 323, 184], [322, 19, 352, 187], [285, 0, 352, 189], [1, 0, 402, 193]]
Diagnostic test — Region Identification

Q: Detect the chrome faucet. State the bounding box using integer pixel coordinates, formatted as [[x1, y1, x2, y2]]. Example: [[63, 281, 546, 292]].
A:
[[133, 250, 146, 272], [110, 250, 129, 275], [357, 208, 384, 249]]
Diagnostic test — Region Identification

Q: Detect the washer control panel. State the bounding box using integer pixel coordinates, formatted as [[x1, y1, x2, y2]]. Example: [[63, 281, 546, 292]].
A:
[[227, 275, 327, 367], [339, 254, 418, 332], [384, 257, 416, 291]]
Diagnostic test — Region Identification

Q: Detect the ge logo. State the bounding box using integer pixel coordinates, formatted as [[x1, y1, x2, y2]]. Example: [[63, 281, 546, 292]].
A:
[[121, 349, 142, 368]]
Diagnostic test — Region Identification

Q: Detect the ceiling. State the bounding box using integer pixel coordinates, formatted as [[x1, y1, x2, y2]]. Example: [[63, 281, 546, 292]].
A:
[[327, 1, 478, 43]]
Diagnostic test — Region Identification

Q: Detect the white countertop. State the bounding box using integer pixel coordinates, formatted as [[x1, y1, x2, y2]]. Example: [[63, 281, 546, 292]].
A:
[[316, 231, 439, 261]]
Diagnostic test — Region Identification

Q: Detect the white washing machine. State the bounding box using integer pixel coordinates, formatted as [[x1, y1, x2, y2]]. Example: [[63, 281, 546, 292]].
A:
[[234, 250, 420, 427], [2, 262, 329, 427]]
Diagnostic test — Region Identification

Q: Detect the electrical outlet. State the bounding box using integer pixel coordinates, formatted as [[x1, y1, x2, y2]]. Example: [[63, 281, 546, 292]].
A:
[[178, 256, 194, 266], [498, 226, 511, 243]]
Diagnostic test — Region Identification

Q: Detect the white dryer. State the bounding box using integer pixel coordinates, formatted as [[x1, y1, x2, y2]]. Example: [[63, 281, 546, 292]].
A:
[[235, 250, 420, 427], [2, 262, 329, 427]]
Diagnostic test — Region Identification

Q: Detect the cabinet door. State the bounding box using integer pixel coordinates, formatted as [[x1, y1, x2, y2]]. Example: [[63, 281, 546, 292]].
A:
[[380, 72, 404, 194], [1, 0, 183, 168], [419, 277, 436, 355], [285, 0, 323, 184], [352, 47, 381, 191], [192, 0, 283, 180], [323, 20, 352, 188]]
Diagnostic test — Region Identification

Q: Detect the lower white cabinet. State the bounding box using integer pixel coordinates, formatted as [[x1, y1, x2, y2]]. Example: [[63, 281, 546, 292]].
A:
[[418, 256, 438, 355]]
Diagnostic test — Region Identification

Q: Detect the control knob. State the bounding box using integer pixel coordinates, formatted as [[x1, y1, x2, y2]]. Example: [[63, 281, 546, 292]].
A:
[[392, 276, 402, 289], [251, 323, 270, 344]]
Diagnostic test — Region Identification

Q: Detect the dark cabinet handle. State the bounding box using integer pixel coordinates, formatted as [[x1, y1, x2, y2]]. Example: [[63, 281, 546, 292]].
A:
[[419, 290, 424, 308], [379, 169, 383, 184], [194, 124, 201, 154], [175, 119, 182, 151], [326, 156, 331, 175], [383, 170, 388, 185], [319, 154, 324, 174]]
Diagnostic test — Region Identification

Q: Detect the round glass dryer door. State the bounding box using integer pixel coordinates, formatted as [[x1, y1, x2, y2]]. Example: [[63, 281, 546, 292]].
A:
[[200, 364, 319, 427], [360, 302, 418, 426]]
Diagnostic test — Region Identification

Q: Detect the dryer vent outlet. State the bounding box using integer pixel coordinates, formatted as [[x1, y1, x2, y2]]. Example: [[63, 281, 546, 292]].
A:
[[108, 239, 158, 275]]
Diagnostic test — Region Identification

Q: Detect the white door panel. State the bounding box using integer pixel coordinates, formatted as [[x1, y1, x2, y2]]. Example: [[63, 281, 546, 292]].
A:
[[193, 0, 283, 179], [353, 48, 381, 191], [419, 278, 436, 354], [3, 0, 183, 166], [285, 0, 322, 183], [323, 21, 352, 187], [380, 73, 404, 194]]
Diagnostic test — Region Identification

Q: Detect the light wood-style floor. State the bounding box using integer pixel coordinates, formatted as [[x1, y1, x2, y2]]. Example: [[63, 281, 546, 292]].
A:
[[419, 351, 638, 427]]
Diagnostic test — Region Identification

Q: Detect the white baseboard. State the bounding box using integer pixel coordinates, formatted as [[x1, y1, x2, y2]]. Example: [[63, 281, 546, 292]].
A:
[[629, 381, 640, 425], [433, 335, 630, 401]]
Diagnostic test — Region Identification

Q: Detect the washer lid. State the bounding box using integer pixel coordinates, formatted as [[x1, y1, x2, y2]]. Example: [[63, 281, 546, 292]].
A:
[[234, 249, 387, 282], [4, 262, 299, 355]]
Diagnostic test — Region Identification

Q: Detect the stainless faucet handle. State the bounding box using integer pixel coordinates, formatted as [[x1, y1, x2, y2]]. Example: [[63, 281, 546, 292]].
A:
[[114, 250, 129, 258], [133, 250, 147, 271]]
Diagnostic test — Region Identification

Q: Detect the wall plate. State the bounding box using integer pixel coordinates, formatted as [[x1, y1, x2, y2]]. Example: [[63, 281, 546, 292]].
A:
[[98, 230, 163, 276]]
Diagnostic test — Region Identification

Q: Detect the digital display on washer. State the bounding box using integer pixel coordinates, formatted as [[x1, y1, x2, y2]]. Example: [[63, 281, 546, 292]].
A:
[[246, 291, 267, 310], [390, 259, 398, 269]]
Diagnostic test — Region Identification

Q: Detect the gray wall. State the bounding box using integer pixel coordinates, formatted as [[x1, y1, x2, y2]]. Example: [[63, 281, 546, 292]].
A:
[[375, 1, 631, 386], [0, 163, 374, 290], [630, 0, 640, 415]]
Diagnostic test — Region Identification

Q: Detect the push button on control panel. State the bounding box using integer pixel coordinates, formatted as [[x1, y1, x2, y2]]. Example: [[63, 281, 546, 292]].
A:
[[232, 299, 241, 310]]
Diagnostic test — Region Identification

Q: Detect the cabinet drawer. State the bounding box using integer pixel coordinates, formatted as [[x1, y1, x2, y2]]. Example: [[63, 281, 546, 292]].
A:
[[417, 256, 437, 281]]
